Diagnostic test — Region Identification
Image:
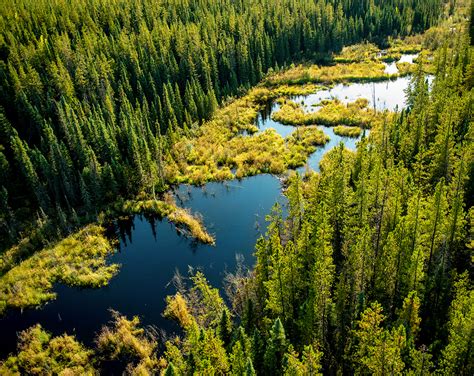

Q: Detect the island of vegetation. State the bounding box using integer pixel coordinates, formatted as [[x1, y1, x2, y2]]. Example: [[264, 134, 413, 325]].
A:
[[0, 0, 473, 374]]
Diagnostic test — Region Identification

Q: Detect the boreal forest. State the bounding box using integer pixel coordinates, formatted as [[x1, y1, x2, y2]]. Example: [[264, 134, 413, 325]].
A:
[[0, 0, 472, 374]]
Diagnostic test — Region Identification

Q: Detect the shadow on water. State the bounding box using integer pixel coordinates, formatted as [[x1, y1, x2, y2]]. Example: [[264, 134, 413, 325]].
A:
[[0, 175, 286, 357]]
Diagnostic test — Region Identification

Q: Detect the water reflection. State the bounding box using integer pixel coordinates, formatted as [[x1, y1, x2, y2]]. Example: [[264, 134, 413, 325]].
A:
[[0, 66, 422, 360]]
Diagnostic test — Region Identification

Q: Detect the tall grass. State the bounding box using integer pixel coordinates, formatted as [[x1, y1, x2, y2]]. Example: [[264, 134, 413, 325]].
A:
[[333, 43, 380, 63], [264, 61, 393, 86], [0, 225, 118, 313], [272, 98, 384, 129], [333, 125, 363, 137], [169, 208, 215, 245], [117, 196, 215, 245]]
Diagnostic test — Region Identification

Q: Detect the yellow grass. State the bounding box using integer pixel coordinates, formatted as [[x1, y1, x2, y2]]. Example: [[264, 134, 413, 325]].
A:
[[272, 98, 383, 129], [333, 125, 363, 138], [265, 61, 391, 86], [0, 225, 118, 313], [117, 196, 215, 245], [333, 43, 381, 63], [169, 208, 215, 245]]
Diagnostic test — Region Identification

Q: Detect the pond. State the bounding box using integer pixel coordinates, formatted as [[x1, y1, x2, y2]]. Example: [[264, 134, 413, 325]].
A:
[[0, 66, 419, 359], [383, 53, 419, 75], [0, 175, 286, 356], [292, 77, 412, 113]]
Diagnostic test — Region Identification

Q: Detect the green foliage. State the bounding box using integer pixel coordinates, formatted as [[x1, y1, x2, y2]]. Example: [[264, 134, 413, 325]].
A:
[[0, 0, 444, 252], [333, 125, 363, 138], [439, 273, 474, 374], [284, 344, 323, 376], [0, 325, 95, 375], [354, 303, 406, 375], [0, 1, 471, 375], [264, 318, 289, 375], [0, 225, 118, 313], [224, 17, 472, 374], [96, 311, 160, 374], [163, 271, 231, 373]]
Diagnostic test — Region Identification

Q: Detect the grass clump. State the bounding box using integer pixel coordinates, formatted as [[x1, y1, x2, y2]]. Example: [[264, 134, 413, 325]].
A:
[[397, 61, 417, 75], [116, 196, 215, 245], [333, 43, 381, 63], [96, 311, 160, 374], [268, 83, 320, 96], [265, 60, 391, 86], [333, 125, 363, 137], [272, 98, 382, 129], [288, 126, 329, 149], [116, 198, 173, 217], [286, 126, 330, 168], [0, 324, 96, 375], [0, 224, 118, 314], [169, 207, 215, 245]]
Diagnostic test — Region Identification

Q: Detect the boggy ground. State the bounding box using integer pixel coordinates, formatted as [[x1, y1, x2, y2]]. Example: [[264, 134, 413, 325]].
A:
[[164, 41, 424, 186], [0, 37, 423, 314]]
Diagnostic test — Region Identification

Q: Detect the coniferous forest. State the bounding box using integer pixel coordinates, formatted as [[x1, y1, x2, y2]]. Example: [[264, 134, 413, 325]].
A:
[[0, 0, 444, 247], [0, 0, 473, 375]]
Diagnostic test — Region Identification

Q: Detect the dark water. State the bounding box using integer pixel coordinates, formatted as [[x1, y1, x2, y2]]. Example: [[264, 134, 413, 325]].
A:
[[0, 74, 413, 358], [0, 176, 285, 355]]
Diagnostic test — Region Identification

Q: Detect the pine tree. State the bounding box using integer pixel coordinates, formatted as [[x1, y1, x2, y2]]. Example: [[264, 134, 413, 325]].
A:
[[354, 303, 406, 375], [439, 273, 474, 374], [264, 318, 288, 375]]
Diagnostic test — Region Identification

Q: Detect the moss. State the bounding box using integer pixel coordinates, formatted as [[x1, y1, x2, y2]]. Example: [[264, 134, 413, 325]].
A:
[[333, 125, 363, 138], [0, 225, 118, 313]]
